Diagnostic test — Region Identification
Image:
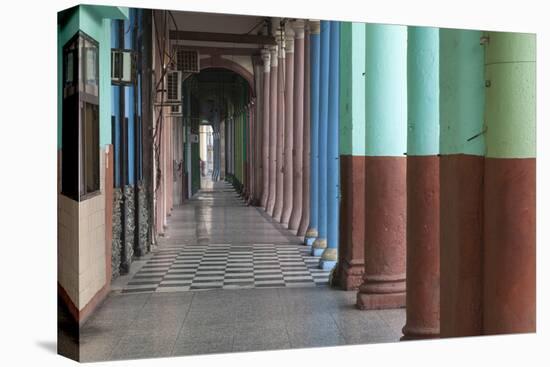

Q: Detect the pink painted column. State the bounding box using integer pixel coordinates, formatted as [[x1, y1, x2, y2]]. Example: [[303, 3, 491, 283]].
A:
[[266, 44, 279, 215], [289, 20, 305, 230], [247, 104, 252, 201], [260, 49, 271, 209], [298, 23, 311, 236], [281, 24, 295, 226], [273, 29, 285, 220], [253, 56, 263, 206], [248, 101, 255, 204]]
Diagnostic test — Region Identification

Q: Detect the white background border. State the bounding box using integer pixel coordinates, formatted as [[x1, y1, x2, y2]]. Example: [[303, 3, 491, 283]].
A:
[[0, 0, 546, 366]]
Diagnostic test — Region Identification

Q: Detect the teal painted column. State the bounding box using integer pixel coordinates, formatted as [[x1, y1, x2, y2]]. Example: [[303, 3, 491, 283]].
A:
[[402, 26, 440, 339], [439, 29, 486, 337], [336, 22, 366, 290], [311, 20, 330, 257], [320, 21, 340, 270], [304, 20, 320, 246], [357, 24, 408, 310]]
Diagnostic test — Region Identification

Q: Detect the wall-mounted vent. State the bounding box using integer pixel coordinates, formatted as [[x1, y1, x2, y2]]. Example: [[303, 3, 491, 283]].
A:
[[175, 48, 200, 73], [169, 104, 182, 116], [165, 70, 182, 104]]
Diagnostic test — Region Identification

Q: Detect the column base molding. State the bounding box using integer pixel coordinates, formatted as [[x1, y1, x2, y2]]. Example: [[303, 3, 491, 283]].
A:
[[400, 325, 440, 340], [335, 259, 364, 290], [311, 237, 326, 256], [356, 291, 405, 310], [319, 259, 337, 271]]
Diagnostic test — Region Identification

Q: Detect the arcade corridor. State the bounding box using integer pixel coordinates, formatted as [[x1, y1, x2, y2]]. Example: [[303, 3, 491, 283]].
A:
[[57, 5, 535, 362]]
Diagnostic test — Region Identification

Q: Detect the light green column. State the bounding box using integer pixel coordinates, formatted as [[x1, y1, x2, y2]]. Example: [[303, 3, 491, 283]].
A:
[[339, 22, 366, 156], [485, 32, 535, 158], [439, 29, 485, 155], [407, 26, 439, 155], [365, 24, 407, 156]]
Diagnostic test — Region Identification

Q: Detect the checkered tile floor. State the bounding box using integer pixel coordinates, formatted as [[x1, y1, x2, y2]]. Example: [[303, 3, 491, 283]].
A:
[[122, 243, 329, 293]]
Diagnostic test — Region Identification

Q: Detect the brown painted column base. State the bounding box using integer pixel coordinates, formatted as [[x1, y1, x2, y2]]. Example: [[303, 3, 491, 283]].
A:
[[356, 156, 407, 310], [402, 156, 440, 340], [440, 154, 484, 337], [337, 155, 366, 291], [400, 327, 440, 341], [335, 259, 364, 290], [356, 287, 406, 310], [483, 157, 536, 335]]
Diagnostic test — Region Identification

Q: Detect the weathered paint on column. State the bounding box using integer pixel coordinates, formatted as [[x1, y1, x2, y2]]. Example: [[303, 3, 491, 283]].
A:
[[483, 31, 535, 335], [266, 44, 278, 215], [261, 49, 271, 209], [439, 28, 486, 337], [311, 21, 330, 256], [273, 29, 285, 221], [298, 24, 311, 237], [320, 21, 340, 271], [304, 20, 320, 245], [357, 24, 407, 310], [337, 22, 366, 290], [402, 26, 440, 340], [282, 24, 295, 226], [289, 19, 306, 230]]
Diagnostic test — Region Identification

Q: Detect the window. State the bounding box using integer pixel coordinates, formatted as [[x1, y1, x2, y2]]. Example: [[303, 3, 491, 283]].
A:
[[111, 49, 134, 85], [62, 32, 100, 201]]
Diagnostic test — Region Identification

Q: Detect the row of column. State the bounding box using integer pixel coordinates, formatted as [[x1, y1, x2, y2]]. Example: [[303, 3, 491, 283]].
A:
[[258, 19, 313, 245], [334, 23, 535, 340], [226, 101, 253, 192], [267, 20, 341, 271], [236, 20, 534, 339]]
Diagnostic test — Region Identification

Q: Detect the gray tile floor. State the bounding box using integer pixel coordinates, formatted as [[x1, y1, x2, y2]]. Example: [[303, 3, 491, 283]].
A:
[[77, 288, 404, 361], [71, 180, 404, 362]]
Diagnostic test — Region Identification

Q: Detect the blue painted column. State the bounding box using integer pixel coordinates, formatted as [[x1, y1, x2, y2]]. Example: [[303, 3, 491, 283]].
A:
[[304, 20, 320, 246], [312, 21, 330, 256], [320, 21, 340, 270], [124, 11, 135, 186]]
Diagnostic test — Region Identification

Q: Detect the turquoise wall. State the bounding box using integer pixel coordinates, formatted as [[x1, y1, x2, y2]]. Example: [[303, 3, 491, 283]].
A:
[[365, 24, 407, 156], [57, 5, 127, 149], [407, 27, 439, 155], [439, 29, 485, 156]]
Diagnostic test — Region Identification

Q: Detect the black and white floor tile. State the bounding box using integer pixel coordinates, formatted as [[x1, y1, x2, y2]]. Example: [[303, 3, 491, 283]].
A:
[[122, 243, 330, 293]]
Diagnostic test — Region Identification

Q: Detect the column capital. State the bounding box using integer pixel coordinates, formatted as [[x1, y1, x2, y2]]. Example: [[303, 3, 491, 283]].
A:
[[292, 19, 306, 39], [285, 23, 295, 53], [309, 19, 321, 35], [261, 48, 271, 72], [269, 45, 278, 67], [275, 30, 286, 59]]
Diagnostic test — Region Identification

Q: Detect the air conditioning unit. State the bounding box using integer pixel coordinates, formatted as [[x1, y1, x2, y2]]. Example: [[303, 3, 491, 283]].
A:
[[165, 70, 182, 104], [174, 47, 200, 73]]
